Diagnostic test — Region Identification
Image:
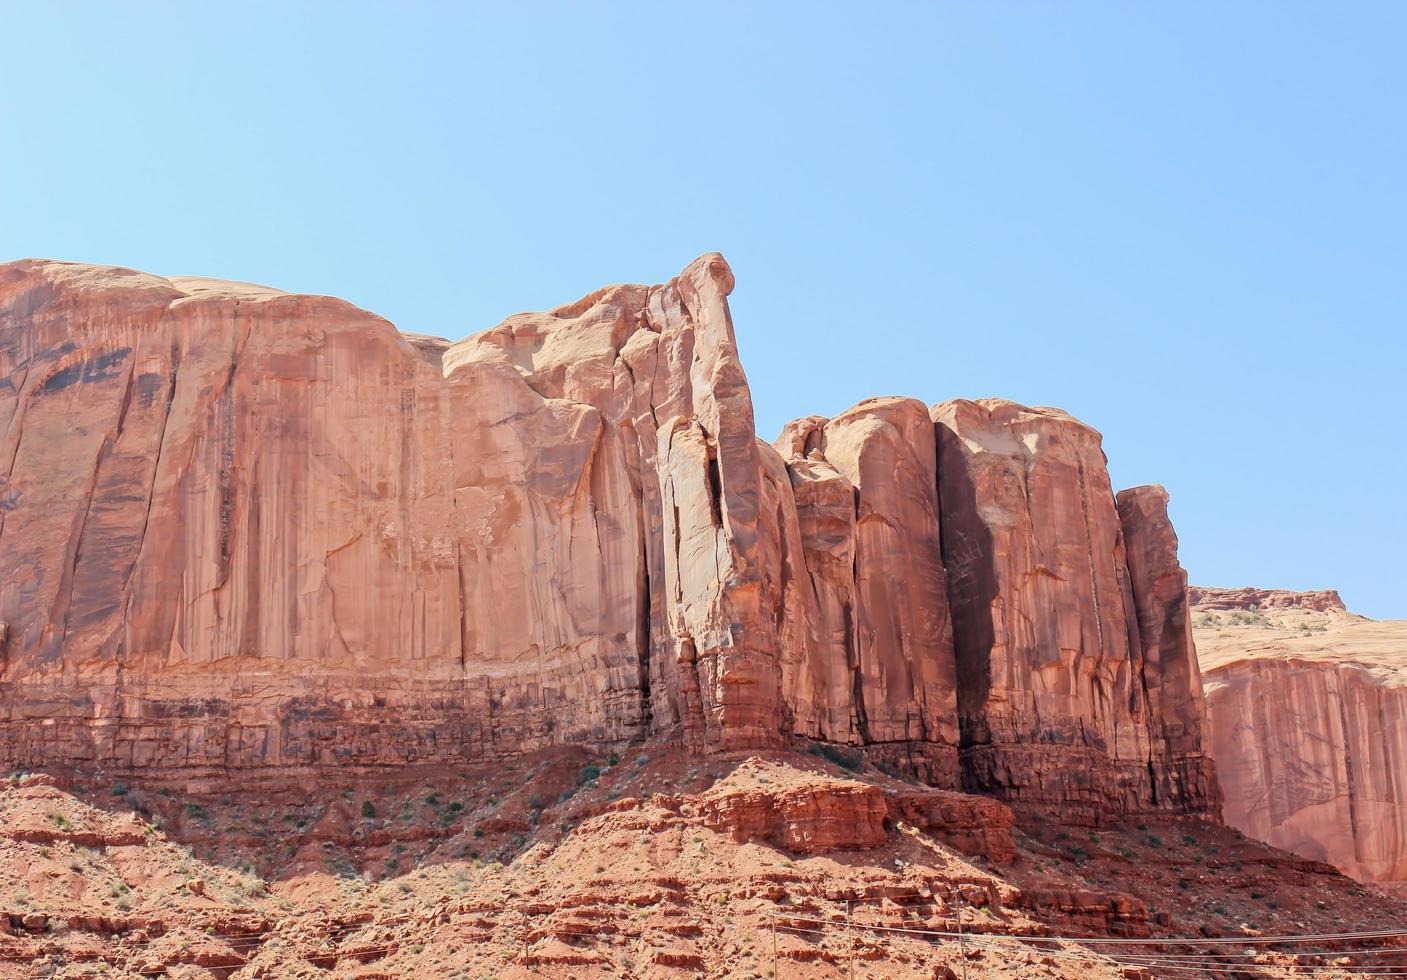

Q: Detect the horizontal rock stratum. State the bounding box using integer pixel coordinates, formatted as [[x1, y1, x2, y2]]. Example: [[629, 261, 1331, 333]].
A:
[[0, 254, 1219, 822]]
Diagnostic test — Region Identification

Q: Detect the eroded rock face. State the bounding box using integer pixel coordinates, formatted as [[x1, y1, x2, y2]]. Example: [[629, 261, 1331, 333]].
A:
[[1204, 658, 1407, 888], [1188, 587, 1347, 613], [1195, 591, 1407, 890], [775, 397, 959, 788], [0, 255, 1219, 825], [0, 254, 789, 769], [932, 400, 1221, 821], [1116, 486, 1221, 815], [933, 398, 1151, 818]]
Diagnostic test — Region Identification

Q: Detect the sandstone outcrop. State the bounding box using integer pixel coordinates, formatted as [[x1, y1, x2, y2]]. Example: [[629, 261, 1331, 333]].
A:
[[1116, 486, 1220, 814], [775, 397, 959, 788], [1189, 586, 1348, 614], [1195, 590, 1407, 891], [0, 255, 1219, 824], [932, 399, 1217, 820], [0, 254, 791, 770]]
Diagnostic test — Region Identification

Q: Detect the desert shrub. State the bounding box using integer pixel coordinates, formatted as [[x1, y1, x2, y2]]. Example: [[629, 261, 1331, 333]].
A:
[[361, 800, 376, 819]]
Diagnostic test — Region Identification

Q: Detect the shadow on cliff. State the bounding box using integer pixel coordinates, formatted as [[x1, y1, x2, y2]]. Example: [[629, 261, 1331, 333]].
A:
[[934, 422, 999, 787]]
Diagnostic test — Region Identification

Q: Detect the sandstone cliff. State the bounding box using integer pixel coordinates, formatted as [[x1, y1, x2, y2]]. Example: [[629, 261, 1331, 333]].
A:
[[928, 400, 1217, 820], [0, 255, 1218, 822], [1196, 590, 1407, 891]]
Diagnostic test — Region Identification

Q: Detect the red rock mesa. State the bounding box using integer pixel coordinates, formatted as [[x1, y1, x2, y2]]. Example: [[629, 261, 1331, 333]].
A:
[[0, 255, 1219, 824]]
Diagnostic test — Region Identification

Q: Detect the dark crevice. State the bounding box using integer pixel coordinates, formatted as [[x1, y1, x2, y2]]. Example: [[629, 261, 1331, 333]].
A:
[[847, 492, 871, 743], [216, 335, 240, 587], [704, 452, 723, 528], [123, 339, 181, 615], [456, 544, 469, 673], [1335, 679, 1362, 861], [637, 532, 653, 735]]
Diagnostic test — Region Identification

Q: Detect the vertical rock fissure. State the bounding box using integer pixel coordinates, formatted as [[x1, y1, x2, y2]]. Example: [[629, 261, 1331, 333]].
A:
[[848, 487, 871, 743], [705, 451, 723, 529], [54, 423, 115, 647], [1074, 456, 1107, 659], [455, 543, 468, 673], [216, 311, 242, 588], [635, 506, 653, 737], [123, 337, 182, 611], [1335, 676, 1363, 861]]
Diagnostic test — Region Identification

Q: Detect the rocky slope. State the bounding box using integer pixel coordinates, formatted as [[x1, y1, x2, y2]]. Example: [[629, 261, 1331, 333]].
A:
[[2, 753, 1403, 979], [0, 254, 1219, 828], [1194, 588, 1407, 893]]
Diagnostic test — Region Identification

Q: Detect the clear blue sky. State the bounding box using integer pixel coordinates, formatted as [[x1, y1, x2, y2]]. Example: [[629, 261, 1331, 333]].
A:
[[3, 3, 1403, 618]]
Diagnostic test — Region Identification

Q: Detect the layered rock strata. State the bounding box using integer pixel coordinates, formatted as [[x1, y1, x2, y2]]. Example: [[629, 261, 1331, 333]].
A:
[[1188, 586, 1347, 614], [0, 255, 1219, 822], [1195, 591, 1407, 890]]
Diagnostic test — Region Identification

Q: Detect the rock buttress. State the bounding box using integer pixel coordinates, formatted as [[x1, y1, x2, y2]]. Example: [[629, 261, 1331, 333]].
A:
[[934, 398, 1171, 822], [775, 397, 960, 788], [1116, 485, 1222, 817]]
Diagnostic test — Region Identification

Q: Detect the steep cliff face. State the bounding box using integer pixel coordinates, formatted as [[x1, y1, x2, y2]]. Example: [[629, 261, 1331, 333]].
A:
[[775, 397, 960, 787], [0, 254, 792, 769], [931, 399, 1218, 820], [1117, 486, 1221, 814], [0, 255, 1219, 822], [1196, 592, 1407, 890]]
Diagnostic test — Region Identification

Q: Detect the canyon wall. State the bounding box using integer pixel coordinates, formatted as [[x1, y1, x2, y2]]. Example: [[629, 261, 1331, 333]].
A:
[[1196, 592, 1407, 891], [0, 255, 1218, 821]]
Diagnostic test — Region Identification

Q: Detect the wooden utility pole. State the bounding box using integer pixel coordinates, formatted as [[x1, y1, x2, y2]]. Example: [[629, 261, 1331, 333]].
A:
[[956, 895, 969, 980], [771, 911, 778, 978], [846, 899, 855, 980]]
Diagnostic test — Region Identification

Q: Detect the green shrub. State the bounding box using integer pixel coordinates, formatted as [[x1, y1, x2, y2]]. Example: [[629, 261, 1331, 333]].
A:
[[361, 800, 376, 819]]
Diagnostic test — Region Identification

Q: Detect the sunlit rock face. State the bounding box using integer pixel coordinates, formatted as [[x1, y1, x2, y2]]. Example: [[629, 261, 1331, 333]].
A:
[[1196, 590, 1407, 891], [932, 400, 1220, 822], [775, 397, 960, 788], [0, 254, 1220, 824], [0, 254, 787, 769]]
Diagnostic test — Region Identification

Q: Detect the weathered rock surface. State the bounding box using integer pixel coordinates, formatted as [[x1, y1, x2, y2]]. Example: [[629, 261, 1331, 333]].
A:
[[1195, 589, 1407, 890], [1116, 486, 1221, 814], [933, 400, 1217, 821], [775, 397, 959, 788], [1189, 586, 1348, 614], [0, 255, 1219, 824], [0, 254, 791, 770]]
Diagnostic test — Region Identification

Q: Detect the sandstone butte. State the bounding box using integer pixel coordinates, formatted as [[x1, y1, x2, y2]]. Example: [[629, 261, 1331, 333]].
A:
[[0, 253, 1225, 828], [7, 256, 1407, 978], [1193, 586, 1407, 895]]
